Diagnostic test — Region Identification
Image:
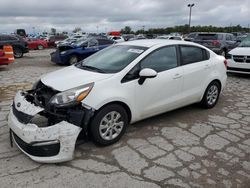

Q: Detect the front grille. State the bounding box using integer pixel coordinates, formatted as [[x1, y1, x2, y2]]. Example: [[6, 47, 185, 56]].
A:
[[227, 67, 250, 72], [13, 132, 60, 157], [233, 55, 250, 63], [12, 104, 33, 124]]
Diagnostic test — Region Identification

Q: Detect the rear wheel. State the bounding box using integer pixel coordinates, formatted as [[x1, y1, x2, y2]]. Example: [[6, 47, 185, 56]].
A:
[[90, 104, 128, 146], [200, 81, 221, 108], [69, 55, 78, 65], [13, 48, 23, 58]]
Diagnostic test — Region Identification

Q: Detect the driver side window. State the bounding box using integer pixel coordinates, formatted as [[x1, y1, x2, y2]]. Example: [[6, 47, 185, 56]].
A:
[[140, 46, 178, 72], [121, 46, 178, 83]]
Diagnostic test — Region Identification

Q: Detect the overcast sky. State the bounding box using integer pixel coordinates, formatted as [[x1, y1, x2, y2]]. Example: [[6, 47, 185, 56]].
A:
[[0, 0, 249, 34]]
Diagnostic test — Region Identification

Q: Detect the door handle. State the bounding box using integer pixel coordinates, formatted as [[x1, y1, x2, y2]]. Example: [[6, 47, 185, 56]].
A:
[[173, 73, 182, 79]]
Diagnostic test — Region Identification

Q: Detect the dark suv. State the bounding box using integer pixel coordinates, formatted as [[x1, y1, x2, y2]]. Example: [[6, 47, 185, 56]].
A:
[[0, 34, 29, 58], [193, 33, 239, 56]]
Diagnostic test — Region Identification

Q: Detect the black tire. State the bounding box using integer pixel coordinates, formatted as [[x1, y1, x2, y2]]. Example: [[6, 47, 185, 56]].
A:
[[90, 104, 128, 146], [13, 48, 23, 58], [68, 55, 78, 65], [200, 81, 221, 109]]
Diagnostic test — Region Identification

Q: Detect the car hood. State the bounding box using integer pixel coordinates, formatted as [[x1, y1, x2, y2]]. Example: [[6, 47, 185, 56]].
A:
[[229, 47, 250, 56], [58, 44, 78, 51], [41, 65, 114, 91]]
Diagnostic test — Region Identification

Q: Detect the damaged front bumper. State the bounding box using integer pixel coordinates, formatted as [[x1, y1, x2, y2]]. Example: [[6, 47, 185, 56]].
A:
[[8, 91, 93, 163]]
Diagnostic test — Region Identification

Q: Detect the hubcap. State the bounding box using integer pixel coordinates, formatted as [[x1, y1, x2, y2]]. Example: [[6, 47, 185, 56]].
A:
[[38, 45, 43, 50], [99, 111, 124, 141], [69, 56, 78, 64], [207, 85, 218, 106], [14, 50, 22, 58]]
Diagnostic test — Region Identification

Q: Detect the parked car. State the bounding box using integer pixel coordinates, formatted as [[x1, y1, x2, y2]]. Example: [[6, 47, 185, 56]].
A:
[[122, 34, 135, 41], [184, 32, 200, 41], [45, 35, 68, 47], [226, 36, 250, 74], [156, 35, 183, 40], [51, 38, 114, 65], [193, 33, 239, 56], [26, 38, 48, 50], [9, 39, 227, 163], [0, 34, 29, 58], [55, 35, 85, 47], [128, 35, 147, 41], [109, 35, 125, 43]]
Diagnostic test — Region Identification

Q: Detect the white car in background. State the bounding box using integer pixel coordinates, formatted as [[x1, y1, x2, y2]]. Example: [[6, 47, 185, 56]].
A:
[[156, 35, 183, 40], [227, 36, 250, 74], [109, 35, 125, 43], [8, 39, 227, 163]]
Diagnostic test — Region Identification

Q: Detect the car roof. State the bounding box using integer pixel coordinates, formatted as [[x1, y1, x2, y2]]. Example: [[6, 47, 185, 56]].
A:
[[119, 39, 198, 48]]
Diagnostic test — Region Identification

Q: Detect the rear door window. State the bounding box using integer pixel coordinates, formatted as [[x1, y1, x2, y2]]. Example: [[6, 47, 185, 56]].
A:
[[196, 34, 218, 40], [180, 45, 208, 65]]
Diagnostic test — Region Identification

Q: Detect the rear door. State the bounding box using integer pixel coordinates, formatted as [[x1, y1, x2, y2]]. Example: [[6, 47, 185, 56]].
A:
[[179, 45, 210, 104]]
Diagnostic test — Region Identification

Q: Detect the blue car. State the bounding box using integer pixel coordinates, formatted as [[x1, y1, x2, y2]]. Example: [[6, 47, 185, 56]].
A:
[[51, 38, 115, 65]]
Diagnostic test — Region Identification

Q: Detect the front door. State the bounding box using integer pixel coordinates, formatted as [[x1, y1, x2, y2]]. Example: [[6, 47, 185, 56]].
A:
[[133, 46, 184, 119]]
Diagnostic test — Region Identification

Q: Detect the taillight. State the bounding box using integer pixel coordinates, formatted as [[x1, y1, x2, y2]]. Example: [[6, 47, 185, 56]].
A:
[[224, 59, 228, 69], [0, 51, 4, 57], [212, 40, 220, 46]]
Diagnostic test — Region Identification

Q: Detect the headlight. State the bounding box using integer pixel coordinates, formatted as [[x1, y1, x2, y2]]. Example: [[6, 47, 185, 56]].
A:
[[49, 83, 94, 107], [226, 53, 232, 59], [60, 51, 67, 55]]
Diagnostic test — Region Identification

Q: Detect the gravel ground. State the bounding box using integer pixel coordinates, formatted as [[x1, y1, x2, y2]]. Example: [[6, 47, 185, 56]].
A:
[[0, 49, 250, 188]]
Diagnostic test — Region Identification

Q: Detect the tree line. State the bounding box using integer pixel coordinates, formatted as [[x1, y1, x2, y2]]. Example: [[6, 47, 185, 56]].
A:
[[121, 25, 250, 35]]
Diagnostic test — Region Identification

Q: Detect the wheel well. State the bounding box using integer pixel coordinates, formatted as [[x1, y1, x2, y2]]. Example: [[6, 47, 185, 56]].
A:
[[96, 101, 132, 123], [210, 79, 222, 92]]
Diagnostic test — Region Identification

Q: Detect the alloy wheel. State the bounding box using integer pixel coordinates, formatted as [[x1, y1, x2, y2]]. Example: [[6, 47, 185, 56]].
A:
[[99, 111, 124, 141], [206, 85, 219, 106]]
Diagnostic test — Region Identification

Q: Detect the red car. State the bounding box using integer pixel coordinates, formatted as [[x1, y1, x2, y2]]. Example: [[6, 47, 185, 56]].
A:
[[26, 38, 48, 50]]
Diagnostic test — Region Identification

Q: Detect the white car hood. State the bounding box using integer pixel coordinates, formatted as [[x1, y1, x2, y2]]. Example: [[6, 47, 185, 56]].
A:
[[41, 65, 113, 91], [229, 47, 250, 56]]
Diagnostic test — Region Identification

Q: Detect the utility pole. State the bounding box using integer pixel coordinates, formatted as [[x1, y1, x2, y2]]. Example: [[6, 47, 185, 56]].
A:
[[188, 3, 195, 34]]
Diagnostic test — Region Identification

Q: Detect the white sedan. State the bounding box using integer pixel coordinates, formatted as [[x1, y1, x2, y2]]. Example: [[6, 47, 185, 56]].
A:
[[8, 40, 227, 163]]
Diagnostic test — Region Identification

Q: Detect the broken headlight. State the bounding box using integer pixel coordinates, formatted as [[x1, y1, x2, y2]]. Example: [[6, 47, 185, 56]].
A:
[[49, 82, 94, 107]]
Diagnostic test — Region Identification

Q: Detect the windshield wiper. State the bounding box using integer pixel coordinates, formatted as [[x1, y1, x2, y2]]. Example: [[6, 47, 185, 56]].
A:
[[80, 65, 106, 73]]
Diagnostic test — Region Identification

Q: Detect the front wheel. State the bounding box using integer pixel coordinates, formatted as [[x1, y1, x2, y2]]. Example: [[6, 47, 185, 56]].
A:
[[37, 45, 44, 50], [68, 55, 78, 65], [90, 104, 128, 146], [14, 48, 23, 58], [200, 81, 221, 108]]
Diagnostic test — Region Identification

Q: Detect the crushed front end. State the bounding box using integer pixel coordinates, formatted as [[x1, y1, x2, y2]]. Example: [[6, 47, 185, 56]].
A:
[[8, 81, 94, 163]]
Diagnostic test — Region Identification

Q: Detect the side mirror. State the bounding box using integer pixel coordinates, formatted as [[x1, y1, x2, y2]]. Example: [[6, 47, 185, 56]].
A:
[[138, 68, 157, 85]]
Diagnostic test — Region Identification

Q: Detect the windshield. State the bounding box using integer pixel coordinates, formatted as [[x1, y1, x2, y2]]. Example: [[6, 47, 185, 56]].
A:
[[76, 45, 148, 73], [239, 36, 250, 47]]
